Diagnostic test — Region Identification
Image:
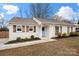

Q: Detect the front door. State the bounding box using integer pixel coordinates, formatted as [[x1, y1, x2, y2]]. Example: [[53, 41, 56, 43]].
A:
[[42, 27, 46, 37]]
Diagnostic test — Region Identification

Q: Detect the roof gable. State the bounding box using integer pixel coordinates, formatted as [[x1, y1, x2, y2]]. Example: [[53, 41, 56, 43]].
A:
[[9, 17, 38, 25], [9, 17, 76, 26]]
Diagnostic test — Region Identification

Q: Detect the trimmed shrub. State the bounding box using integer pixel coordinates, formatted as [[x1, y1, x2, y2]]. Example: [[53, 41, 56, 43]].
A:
[[69, 32, 78, 36], [35, 37, 41, 40], [75, 32, 78, 36], [62, 33, 67, 37], [16, 37, 22, 41], [77, 32, 79, 36], [30, 35, 35, 39], [57, 32, 62, 37], [5, 36, 41, 44], [25, 37, 29, 40]]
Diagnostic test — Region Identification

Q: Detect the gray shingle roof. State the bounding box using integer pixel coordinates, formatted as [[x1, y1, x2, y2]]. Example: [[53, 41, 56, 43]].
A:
[[36, 18, 75, 26], [9, 17, 76, 26], [9, 17, 37, 24]]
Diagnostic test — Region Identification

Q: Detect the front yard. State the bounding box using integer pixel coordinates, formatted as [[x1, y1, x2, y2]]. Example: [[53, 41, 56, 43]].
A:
[[0, 37, 79, 56]]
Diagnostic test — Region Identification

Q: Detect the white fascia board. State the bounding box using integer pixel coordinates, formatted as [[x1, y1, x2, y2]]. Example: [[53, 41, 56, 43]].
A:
[[33, 17, 41, 25]]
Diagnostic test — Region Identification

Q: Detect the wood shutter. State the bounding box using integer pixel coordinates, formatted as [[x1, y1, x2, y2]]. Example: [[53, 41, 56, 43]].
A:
[[13, 25, 16, 32], [71, 27, 73, 32], [34, 26, 36, 32], [26, 26, 29, 32], [22, 25, 25, 32]]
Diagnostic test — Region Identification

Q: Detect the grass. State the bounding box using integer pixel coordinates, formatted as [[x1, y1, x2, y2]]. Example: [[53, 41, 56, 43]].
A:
[[0, 37, 79, 56]]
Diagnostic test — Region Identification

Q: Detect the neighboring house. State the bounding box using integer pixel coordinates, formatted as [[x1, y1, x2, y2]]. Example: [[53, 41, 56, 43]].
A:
[[8, 17, 77, 40]]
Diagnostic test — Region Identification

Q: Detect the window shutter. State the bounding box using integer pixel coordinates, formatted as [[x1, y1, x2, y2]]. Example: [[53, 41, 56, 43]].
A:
[[22, 25, 25, 32], [26, 26, 29, 32], [13, 25, 16, 32], [60, 26, 62, 33], [71, 27, 73, 32], [34, 26, 36, 32]]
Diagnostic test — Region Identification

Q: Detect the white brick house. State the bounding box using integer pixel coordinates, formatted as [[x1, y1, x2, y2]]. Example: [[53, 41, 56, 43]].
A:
[[8, 17, 77, 40]]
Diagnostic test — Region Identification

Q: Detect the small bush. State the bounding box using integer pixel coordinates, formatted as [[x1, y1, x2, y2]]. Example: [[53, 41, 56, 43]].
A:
[[69, 32, 78, 36], [70, 32, 74, 36], [5, 40, 17, 44], [77, 32, 79, 36], [16, 37, 22, 41], [24, 37, 29, 40], [57, 32, 62, 37], [6, 36, 41, 44], [75, 32, 78, 36], [30, 35, 35, 39], [62, 33, 67, 37], [35, 37, 41, 40]]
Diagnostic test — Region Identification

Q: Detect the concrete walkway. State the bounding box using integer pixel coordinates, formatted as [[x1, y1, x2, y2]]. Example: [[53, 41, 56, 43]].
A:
[[0, 38, 9, 44], [0, 39, 56, 50]]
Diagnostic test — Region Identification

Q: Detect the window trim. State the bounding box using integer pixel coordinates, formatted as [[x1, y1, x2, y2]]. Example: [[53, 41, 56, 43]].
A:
[[16, 25, 22, 32], [25, 25, 36, 32], [67, 26, 69, 34], [71, 27, 73, 32], [28, 25, 35, 32], [15, 25, 36, 33], [55, 26, 59, 35]]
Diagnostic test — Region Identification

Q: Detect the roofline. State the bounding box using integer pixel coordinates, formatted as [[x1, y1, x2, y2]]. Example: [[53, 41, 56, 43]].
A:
[[33, 17, 42, 25], [8, 17, 77, 27]]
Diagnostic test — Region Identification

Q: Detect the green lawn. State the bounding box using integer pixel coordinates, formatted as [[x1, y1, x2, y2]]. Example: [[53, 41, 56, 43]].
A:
[[0, 37, 79, 56]]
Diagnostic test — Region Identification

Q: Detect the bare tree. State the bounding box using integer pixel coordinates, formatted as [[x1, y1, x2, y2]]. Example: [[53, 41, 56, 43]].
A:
[[52, 15, 62, 20], [0, 14, 4, 28], [18, 4, 23, 18], [30, 3, 52, 19]]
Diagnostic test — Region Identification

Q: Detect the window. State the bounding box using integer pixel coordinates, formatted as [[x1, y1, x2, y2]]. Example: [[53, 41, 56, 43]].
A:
[[42, 27, 45, 31], [76, 28, 79, 32], [29, 28, 33, 31], [55, 26, 59, 35], [26, 25, 36, 32], [17, 25, 22, 32], [29, 26, 34, 32]]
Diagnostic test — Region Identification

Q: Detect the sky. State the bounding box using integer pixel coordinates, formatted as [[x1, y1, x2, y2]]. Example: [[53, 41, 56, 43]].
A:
[[0, 3, 79, 22]]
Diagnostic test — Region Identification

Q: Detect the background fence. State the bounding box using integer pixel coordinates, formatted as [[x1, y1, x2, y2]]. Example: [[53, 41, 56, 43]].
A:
[[0, 31, 9, 38]]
